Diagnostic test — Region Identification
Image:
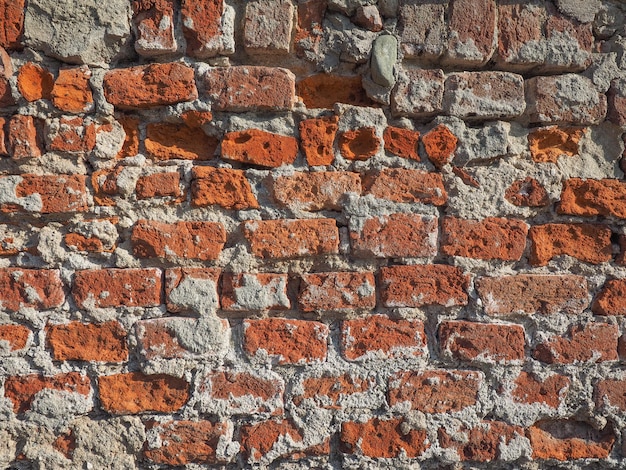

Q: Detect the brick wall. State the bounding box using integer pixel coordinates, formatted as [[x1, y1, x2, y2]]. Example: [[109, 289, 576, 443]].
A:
[[0, 0, 625, 468]]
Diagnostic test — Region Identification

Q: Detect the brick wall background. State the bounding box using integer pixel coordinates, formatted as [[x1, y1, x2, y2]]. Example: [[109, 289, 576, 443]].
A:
[[0, 0, 626, 468]]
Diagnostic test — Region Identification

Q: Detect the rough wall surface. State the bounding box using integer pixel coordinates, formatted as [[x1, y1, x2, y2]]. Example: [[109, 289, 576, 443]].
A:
[[1, 0, 626, 468]]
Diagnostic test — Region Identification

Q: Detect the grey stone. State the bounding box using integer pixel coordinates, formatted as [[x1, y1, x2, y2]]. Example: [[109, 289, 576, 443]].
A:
[[371, 35, 397, 88], [378, 0, 399, 18], [555, 0, 601, 23], [391, 68, 445, 117]]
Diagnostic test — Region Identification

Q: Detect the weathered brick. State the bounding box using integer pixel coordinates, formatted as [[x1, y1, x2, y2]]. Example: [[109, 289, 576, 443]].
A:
[[181, 110, 213, 128], [528, 126, 584, 163], [273, 171, 361, 211], [165, 268, 220, 314], [51, 66, 94, 114], [103, 63, 198, 109], [243, 219, 339, 259], [91, 167, 125, 206], [17, 62, 53, 101], [144, 420, 232, 465], [294, 0, 325, 58], [244, 0, 293, 55], [4, 372, 91, 414], [399, 1, 445, 60], [52, 431, 75, 460], [505, 177, 549, 207], [0, 117, 7, 155], [0, 0, 24, 50], [338, 127, 381, 160], [341, 417, 429, 458], [441, 217, 528, 261], [529, 223, 613, 266], [181, 0, 232, 58], [528, 420, 615, 460], [595, 379, 626, 411], [204, 66, 296, 111], [511, 372, 570, 408], [99, 372, 189, 414], [135, 172, 181, 199], [380, 264, 469, 308], [191, 167, 258, 209], [391, 68, 445, 117], [298, 272, 376, 312], [593, 279, 626, 316], [0, 268, 64, 312], [117, 116, 140, 158], [608, 77, 626, 127], [439, 321, 525, 363], [47, 321, 127, 362], [46, 117, 96, 153], [73, 268, 162, 309], [64, 219, 118, 253], [533, 323, 619, 364], [132, 0, 177, 57], [365, 168, 446, 205], [444, 72, 526, 120], [299, 116, 338, 166], [1, 174, 88, 213], [350, 213, 438, 258], [439, 420, 526, 462], [445, 0, 496, 66], [383, 126, 420, 160], [421, 124, 458, 168], [243, 318, 328, 364], [8, 115, 43, 158], [354, 5, 382, 31], [389, 370, 482, 413], [297, 74, 371, 109], [559, 178, 626, 218], [341, 316, 426, 361], [145, 122, 218, 161], [526, 75, 607, 125], [221, 273, 289, 311], [475, 274, 588, 316], [221, 129, 298, 168], [132, 220, 226, 261], [0, 324, 30, 352]]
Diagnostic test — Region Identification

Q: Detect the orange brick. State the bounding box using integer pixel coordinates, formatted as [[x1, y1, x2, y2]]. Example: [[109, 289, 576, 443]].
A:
[[135, 172, 181, 199], [533, 323, 618, 364], [338, 127, 381, 160], [559, 178, 626, 218], [181, 0, 226, 58], [422, 124, 457, 168], [17, 62, 53, 101], [0, 268, 64, 311], [299, 116, 338, 166], [505, 177, 549, 207], [298, 272, 376, 311], [292, 372, 374, 408], [593, 279, 626, 315], [8, 115, 43, 158], [221, 129, 298, 168], [0, 324, 30, 351], [383, 126, 420, 160], [46, 117, 96, 153], [528, 420, 615, 460], [341, 418, 429, 458], [364, 168, 446, 205], [51, 66, 94, 114], [46, 321, 128, 362], [273, 171, 361, 211], [132, 0, 177, 56], [145, 122, 218, 161], [191, 167, 258, 209], [0, 0, 24, 50], [511, 372, 570, 408], [297, 74, 372, 109], [0, 174, 87, 213], [528, 126, 584, 163], [117, 116, 140, 158]]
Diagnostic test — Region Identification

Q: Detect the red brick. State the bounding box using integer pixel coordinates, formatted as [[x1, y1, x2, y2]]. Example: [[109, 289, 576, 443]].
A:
[[165, 268, 220, 314], [350, 213, 438, 258], [117, 116, 140, 158], [338, 127, 381, 161], [46, 321, 128, 362], [180, 110, 213, 128], [383, 126, 420, 160], [0, 75, 14, 108], [273, 171, 361, 211], [181, 0, 229, 58], [292, 372, 374, 408], [0, 268, 64, 311], [65, 233, 105, 253], [559, 178, 626, 218], [445, 0, 496, 65], [2, 174, 88, 213], [294, 0, 325, 59], [475, 274, 588, 316], [595, 379, 626, 411], [441, 217, 528, 261], [380, 264, 469, 308], [221, 129, 298, 168], [73, 268, 162, 309], [299, 116, 338, 166], [529, 223, 613, 266], [533, 323, 618, 364], [421, 124, 457, 168], [4, 372, 91, 414], [511, 372, 570, 408], [17, 63, 53, 101], [135, 172, 181, 199], [389, 370, 482, 413], [144, 420, 231, 465], [341, 417, 429, 458], [298, 272, 375, 312], [243, 318, 328, 364], [103, 63, 198, 109], [0, 324, 30, 352], [221, 273, 289, 311], [8, 115, 43, 158], [439, 321, 525, 363], [91, 167, 123, 206], [365, 168, 446, 205], [341, 316, 426, 361], [191, 167, 258, 209], [593, 279, 626, 315], [505, 177, 549, 207], [0, 117, 7, 155], [99, 372, 189, 414], [354, 5, 382, 32], [64, 218, 118, 253], [528, 420, 615, 460], [132, 220, 226, 261], [243, 219, 339, 259], [608, 78, 626, 127], [204, 66, 296, 111], [0, 0, 24, 50], [51, 66, 94, 114], [52, 431, 75, 460], [244, 0, 293, 55], [439, 420, 526, 462], [297, 74, 372, 109], [46, 117, 96, 153], [528, 126, 584, 163], [145, 122, 218, 161], [132, 0, 177, 57]]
